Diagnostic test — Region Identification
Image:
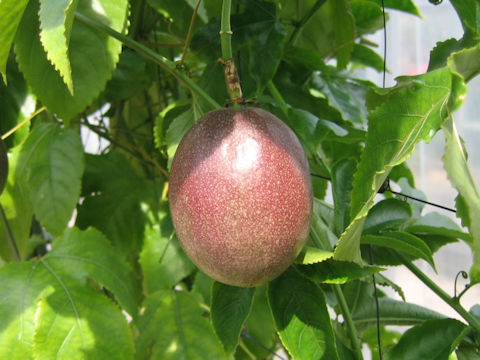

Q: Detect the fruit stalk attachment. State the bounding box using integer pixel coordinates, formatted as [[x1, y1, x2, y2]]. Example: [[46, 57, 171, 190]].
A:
[[220, 0, 243, 104]]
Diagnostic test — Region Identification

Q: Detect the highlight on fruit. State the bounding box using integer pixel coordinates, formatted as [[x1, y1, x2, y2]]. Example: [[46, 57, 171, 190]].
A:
[[169, 107, 313, 287]]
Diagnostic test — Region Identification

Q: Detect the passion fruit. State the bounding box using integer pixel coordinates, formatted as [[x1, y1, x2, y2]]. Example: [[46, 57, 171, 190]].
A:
[[169, 108, 312, 287]]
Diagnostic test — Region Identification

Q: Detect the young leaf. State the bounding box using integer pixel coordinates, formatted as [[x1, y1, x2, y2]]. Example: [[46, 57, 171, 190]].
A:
[[268, 268, 339, 359], [45, 227, 140, 318], [386, 318, 470, 360], [18, 123, 84, 236], [335, 67, 464, 264], [15, 0, 128, 120], [135, 290, 226, 360], [33, 282, 134, 360], [361, 231, 436, 270], [211, 282, 255, 354], [0, 0, 30, 83], [443, 116, 480, 283], [38, 0, 79, 94]]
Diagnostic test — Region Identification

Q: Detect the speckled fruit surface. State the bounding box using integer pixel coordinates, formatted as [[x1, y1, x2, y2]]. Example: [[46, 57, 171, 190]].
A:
[[169, 108, 313, 287], [0, 139, 8, 196]]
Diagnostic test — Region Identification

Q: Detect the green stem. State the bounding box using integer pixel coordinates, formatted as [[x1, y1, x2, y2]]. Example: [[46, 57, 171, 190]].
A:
[[398, 252, 480, 333], [179, 0, 202, 67], [0, 204, 20, 262], [289, 0, 327, 44], [220, 0, 233, 61], [332, 284, 363, 360], [74, 12, 220, 110], [130, 0, 146, 40]]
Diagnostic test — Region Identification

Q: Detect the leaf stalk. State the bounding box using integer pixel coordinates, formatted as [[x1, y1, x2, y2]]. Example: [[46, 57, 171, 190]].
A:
[[0, 204, 21, 262]]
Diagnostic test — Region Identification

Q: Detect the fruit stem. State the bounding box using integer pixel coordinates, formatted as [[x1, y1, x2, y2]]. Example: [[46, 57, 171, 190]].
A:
[[397, 252, 480, 333], [74, 12, 221, 110], [220, 0, 243, 104], [332, 284, 364, 360], [0, 204, 21, 262]]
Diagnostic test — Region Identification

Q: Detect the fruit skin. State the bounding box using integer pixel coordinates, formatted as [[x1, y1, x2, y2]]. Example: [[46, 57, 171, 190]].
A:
[[0, 138, 8, 196], [169, 107, 313, 287]]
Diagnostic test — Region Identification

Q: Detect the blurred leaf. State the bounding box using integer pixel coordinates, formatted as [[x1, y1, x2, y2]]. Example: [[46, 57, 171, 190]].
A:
[[166, 108, 195, 169], [351, 43, 385, 72], [386, 318, 470, 360], [139, 201, 195, 295], [363, 198, 412, 235], [0, 53, 35, 148], [443, 116, 480, 283], [450, 0, 479, 37], [135, 290, 226, 360], [297, 260, 383, 284], [249, 22, 287, 90], [38, 0, 79, 94], [0, 0, 30, 83], [332, 158, 356, 236], [362, 232, 436, 269], [192, 270, 214, 305], [268, 268, 339, 359], [0, 145, 33, 261], [333, 0, 355, 69], [211, 282, 255, 354], [46, 227, 139, 318], [364, 326, 402, 360], [19, 123, 84, 235], [350, 0, 384, 35], [448, 44, 480, 82], [370, 0, 420, 16], [335, 68, 464, 264], [15, 0, 128, 121]]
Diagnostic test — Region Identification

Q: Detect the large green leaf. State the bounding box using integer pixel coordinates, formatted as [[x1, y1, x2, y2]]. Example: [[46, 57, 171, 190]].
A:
[[15, 0, 128, 121], [0, 0, 30, 83], [135, 290, 226, 360], [18, 123, 84, 236], [33, 282, 134, 360], [211, 282, 255, 354], [443, 116, 480, 283], [386, 318, 470, 360], [0, 256, 134, 359], [45, 227, 140, 318], [38, 0, 79, 94], [362, 198, 412, 235], [335, 68, 465, 264], [268, 268, 339, 359]]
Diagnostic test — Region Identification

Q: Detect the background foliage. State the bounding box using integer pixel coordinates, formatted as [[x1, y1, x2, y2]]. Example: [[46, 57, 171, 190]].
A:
[[0, 0, 480, 359]]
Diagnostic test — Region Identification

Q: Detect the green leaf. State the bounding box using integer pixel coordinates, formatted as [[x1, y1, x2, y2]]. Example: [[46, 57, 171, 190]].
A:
[[15, 0, 128, 120], [335, 68, 463, 264], [386, 318, 470, 360], [370, 0, 420, 16], [46, 227, 139, 318], [363, 198, 412, 235], [0, 145, 33, 261], [450, 0, 479, 37], [33, 282, 134, 360], [268, 268, 339, 359], [351, 43, 385, 72], [296, 247, 333, 265], [139, 201, 195, 295], [249, 22, 287, 90], [353, 298, 446, 328], [19, 123, 84, 235], [332, 158, 356, 236], [362, 232, 436, 269], [211, 282, 255, 354], [405, 212, 470, 242], [309, 199, 337, 251], [350, 0, 384, 36], [332, 0, 355, 69], [39, 0, 79, 94], [135, 290, 226, 360], [443, 116, 480, 283], [448, 43, 480, 82], [297, 260, 383, 284], [0, 0, 30, 83], [0, 258, 134, 359]]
